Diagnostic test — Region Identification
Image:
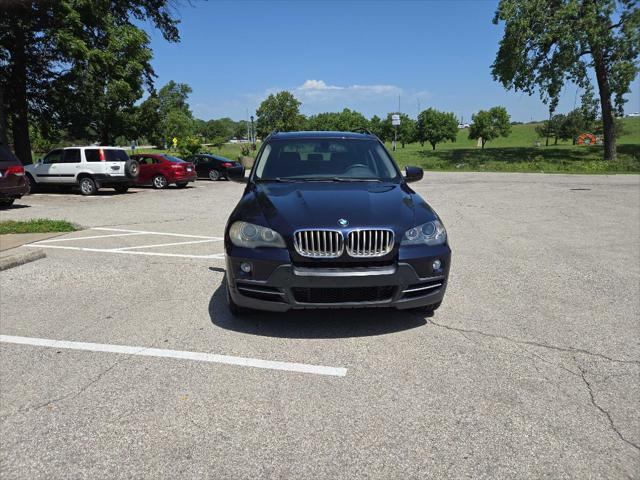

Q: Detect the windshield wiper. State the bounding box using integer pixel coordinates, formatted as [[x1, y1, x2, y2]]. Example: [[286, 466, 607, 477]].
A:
[[331, 177, 382, 182], [259, 177, 304, 183]]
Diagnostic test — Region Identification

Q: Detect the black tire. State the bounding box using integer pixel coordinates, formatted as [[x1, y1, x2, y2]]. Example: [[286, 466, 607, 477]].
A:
[[208, 169, 221, 181], [227, 286, 251, 316], [175, 182, 189, 188], [152, 174, 168, 189], [79, 176, 98, 196], [125, 159, 140, 179], [0, 198, 15, 208], [25, 174, 36, 194], [114, 185, 129, 194]]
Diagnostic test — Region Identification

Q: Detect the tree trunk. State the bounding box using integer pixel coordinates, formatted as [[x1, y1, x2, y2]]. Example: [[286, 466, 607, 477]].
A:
[[554, 136, 558, 145], [0, 84, 8, 147], [593, 50, 616, 161], [8, 22, 33, 164], [431, 142, 436, 150], [481, 139, 486, 149]]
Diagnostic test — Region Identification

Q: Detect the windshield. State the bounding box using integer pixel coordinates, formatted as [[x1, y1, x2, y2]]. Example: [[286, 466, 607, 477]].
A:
[[253, 139, 400, 181]]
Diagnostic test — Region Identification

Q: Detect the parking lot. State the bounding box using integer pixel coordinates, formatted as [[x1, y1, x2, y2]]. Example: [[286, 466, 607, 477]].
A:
[[1, 173, 638, 479]]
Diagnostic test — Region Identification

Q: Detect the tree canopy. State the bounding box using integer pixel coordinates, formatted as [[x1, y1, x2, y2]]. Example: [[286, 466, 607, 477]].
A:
[[468, 106, 511, 148], [0, 0, 180, 163], [255, 91, 303, 138], [416, 108, 459, 150], [492, 0, 640, 160]]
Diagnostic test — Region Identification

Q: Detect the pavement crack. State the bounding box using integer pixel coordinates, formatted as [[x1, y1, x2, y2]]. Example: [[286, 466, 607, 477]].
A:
[[427, 319, 639, 365], [1, 360, 121, 421], [577, 366, 640, 452]]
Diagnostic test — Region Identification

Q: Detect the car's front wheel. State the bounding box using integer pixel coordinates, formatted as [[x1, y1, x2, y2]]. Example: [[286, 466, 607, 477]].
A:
[[208, 169, 221, 181], [152, 174, 168, 189], [79, 177, 98, 196], [0, 198, 15, 208]]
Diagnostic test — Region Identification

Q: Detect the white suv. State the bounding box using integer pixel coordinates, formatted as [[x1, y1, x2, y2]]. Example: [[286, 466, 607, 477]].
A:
[[25, 146, 140, 195]]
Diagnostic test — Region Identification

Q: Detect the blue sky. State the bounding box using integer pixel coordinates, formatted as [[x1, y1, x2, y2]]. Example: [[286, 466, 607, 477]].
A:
[[145, 0, 640, 122]]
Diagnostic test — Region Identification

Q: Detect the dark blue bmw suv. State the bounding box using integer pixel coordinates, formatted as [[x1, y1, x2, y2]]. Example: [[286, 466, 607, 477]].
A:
[[224, 131, 451, 315]]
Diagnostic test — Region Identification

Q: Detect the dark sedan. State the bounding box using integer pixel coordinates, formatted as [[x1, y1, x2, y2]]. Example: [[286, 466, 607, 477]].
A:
[[0, 145, 29, 208], [187, 154, 242, 181], [224, 131, 451, 315]]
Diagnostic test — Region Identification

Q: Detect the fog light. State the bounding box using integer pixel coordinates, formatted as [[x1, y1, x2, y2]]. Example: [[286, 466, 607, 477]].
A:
[[240, 262, 252, 273], [432, 259, 442, 271]]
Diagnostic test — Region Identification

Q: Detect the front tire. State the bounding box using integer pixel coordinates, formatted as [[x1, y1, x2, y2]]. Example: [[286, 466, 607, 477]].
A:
[[152, 175, 168, 189], [208, 169, 221, 181], [0, 198, 15, 208], [79, 177, 98, 196]]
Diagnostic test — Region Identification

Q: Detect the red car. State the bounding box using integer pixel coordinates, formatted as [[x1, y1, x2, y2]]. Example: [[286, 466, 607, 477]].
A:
[[130, 153, 196, 189]]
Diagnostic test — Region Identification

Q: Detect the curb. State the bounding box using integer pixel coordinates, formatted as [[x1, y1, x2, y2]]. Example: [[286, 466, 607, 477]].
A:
[[0, 249, 47, 271]]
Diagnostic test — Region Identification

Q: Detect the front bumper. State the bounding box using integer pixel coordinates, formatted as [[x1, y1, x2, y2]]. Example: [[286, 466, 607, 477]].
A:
[[226, 250, 450, 312]]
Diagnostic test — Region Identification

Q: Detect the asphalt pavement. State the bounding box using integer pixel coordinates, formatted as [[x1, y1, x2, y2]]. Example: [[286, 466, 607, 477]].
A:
[[0, 173, 638, 479]]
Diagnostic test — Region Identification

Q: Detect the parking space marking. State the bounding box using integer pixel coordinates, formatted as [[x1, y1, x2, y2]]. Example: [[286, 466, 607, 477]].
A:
[[25, 227, 226, 259], [0, 335, 347, 377], [114, 239, 217, 251], [43, 232, 149, 243], [91, 227, 223, 240], [23, 243, 225, 259]]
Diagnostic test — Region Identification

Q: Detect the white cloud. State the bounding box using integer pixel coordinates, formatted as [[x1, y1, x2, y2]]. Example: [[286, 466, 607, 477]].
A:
[[294, 79, 402, 104]]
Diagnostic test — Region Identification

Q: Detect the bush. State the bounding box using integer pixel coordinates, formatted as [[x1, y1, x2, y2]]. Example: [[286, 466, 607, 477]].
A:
[[178, 135, 202, 158]]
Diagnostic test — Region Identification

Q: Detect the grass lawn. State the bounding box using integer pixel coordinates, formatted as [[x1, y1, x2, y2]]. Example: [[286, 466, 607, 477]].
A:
[[0, 219, 78, 235], [132, 117, 640, 174]]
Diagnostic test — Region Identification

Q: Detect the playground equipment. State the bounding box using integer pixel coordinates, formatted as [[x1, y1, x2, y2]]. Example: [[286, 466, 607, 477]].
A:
[[576, 133, 597, 145]]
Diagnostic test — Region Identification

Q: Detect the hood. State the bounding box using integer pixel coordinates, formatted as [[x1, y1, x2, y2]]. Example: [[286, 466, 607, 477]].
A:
[[241, 181, 434, 236]]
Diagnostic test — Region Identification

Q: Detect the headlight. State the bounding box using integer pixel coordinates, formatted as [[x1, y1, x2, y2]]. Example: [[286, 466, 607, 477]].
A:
[[229, 221, 286, 248], [401, 220, 447, 246]]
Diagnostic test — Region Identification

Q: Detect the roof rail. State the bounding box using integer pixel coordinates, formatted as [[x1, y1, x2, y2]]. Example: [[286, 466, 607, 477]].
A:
[[352, 127, 374, 135], [263, 130, 279, 142]]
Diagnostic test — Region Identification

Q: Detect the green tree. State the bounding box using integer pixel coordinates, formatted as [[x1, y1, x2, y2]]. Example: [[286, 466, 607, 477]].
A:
[[163, 110, 192, 143], [468, 107, 511, 148], [492, 0, 640, 161], [536, 113, 567, 145], [65, 23, 154, 145], [255, 91, 302, 138], [369, 115, 385, 140], [416, 108, 459, 150], [0, 0, 179, 164], [178, 135, 202, 158], [136, 92, 162, 146], [158, 80, 193, 118], [382, 113, 415, 148]]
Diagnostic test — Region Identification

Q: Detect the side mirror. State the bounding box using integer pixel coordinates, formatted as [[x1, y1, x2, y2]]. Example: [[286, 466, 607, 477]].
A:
[[227, 165, 247, 183], [404, 166, 423, 183], [37, 158, 43, 164]]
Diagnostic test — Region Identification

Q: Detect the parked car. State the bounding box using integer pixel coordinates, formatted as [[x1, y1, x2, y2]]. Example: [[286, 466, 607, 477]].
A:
[[224, 131, 451, 315], [25, 147, 139, 195], [187, 154, 242, 181], [130, 153, 196, 189], [0, 145, 29, 207]]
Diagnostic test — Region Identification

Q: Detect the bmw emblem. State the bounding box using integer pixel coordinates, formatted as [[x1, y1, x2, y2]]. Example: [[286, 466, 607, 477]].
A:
[[338, 218, 349, 227]]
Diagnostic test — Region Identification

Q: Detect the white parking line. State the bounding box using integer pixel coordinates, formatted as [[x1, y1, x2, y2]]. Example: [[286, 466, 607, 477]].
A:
[[91, 227, 222, 240], [114, 239, 217, 251], [42, 232, 149, 243], [23, 243, 225, 259], [0, 335, 347, 377]]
